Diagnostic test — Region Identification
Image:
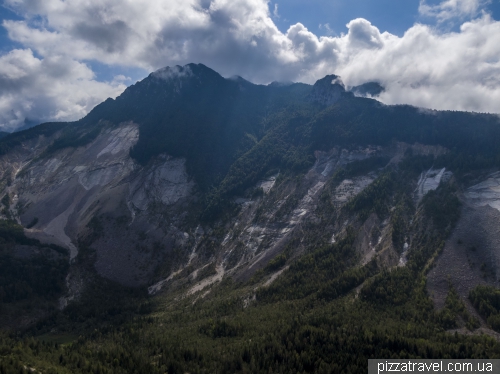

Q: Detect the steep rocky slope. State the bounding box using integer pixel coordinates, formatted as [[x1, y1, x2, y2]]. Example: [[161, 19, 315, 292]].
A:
[[0, 122, 196, 287], [428, 172, 500, 312]]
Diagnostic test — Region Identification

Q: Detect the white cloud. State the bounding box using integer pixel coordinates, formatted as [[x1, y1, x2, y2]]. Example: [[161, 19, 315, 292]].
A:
[[0, 49, 126, 131], [273, 3, 279, 19], [419, 0, 491, 23], [0, 0, 500, 130], [337, 16, 500, 113], [346, 18, 384, 49]]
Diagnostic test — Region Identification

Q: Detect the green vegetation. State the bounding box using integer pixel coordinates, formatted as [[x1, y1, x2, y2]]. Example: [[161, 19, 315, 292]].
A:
[[0, 220, 69, 329], [0, 252, 67, 304], [437, 285, 480, 330], [329, 156, 389, 185], [422, 184, 461, 233], [44, 123, 103, 155], [197, 262, 218, 280], [1, 193, 11, 219], [469, 285, 500, 332], [257, 230, 360, 302], [346, 170, 396, 220], [199, 94, 500, 220]]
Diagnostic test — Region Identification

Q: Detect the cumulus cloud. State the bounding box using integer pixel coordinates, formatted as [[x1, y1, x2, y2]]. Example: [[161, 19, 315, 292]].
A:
[[337, 15, 500, 113], [0, 49, 126, 131], [0, 0, 499, 130]]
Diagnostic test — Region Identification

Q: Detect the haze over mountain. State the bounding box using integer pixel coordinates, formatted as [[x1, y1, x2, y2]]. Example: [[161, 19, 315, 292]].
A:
[[1, 63, 500, 372]]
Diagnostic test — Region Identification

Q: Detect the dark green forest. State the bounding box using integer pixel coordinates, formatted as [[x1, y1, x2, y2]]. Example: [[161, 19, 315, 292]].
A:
[[0, 220, 68, 305]]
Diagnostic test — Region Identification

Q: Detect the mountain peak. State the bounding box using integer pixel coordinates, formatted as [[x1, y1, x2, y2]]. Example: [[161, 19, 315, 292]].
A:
[[314, 74, 345, 89], [309, 74, 347, 106], [151, 63, 220, 81], [151, 64, 194, 81]]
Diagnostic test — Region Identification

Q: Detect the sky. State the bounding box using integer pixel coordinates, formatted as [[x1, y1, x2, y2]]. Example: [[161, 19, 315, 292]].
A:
[[0, 0, 499, 131]]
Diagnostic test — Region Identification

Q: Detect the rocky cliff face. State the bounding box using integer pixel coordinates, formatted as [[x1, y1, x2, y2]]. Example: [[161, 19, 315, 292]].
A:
[[428, 172, 500, 311], [0, 122, 195, 287], [308, 74, 349, 106]]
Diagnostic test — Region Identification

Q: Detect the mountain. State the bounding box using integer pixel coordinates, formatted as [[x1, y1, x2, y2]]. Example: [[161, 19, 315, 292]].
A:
[[1, 63, 500, 373]]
